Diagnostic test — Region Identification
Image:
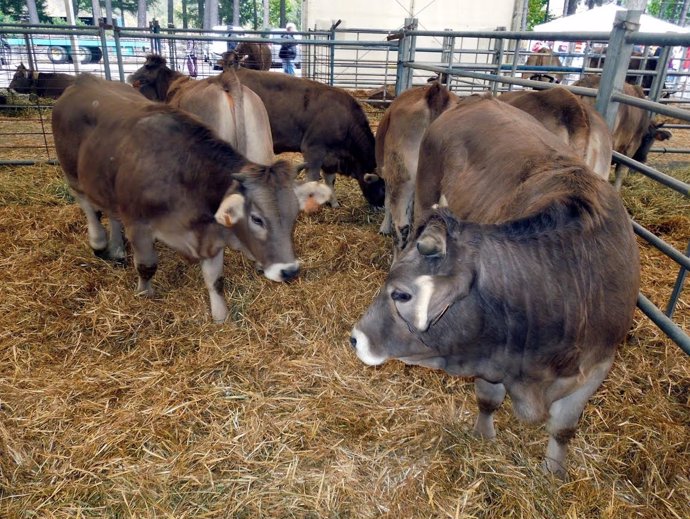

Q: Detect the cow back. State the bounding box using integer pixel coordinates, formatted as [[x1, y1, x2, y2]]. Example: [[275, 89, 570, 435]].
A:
[[234, 42, 272, 71], [415, 95, 593, 226], [166, 72, 274, 164], [573, 75, 650, 157], [232, 67, 376, 173], [498, 87, 612, 180], [10, 66, 75, 99]]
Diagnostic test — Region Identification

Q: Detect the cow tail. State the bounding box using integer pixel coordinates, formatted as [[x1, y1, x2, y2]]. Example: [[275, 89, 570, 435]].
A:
[[221, 69, 247, 156]]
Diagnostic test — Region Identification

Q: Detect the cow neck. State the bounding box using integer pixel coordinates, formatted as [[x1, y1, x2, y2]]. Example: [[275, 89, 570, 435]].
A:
[[159, 68, 184, 102]]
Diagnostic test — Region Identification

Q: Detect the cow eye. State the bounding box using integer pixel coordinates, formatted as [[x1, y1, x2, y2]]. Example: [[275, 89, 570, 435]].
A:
[[250, 214, 265, 227], [391, 289, 412, 302]]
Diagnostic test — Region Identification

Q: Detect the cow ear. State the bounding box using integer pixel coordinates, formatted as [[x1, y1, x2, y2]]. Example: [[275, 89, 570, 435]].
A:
[[655, 128, 672, 141], [416, 219, 447, 258], [363, 173, 380, 184], [294, 181, 331, 213], [231, 164, 261, 185], [214, 193, 245, 227]]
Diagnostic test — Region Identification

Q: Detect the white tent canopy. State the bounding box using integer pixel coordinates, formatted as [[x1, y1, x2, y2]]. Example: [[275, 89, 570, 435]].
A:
[[534, 4, 690, 33]]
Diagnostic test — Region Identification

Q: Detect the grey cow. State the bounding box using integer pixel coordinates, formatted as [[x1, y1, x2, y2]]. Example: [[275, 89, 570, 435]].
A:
[[351, 95, 640, 478]]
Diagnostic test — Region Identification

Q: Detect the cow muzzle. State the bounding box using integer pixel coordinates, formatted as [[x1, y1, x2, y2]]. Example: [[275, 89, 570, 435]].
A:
[[262, 261, 300, 282], [349, 327, 387, 366]]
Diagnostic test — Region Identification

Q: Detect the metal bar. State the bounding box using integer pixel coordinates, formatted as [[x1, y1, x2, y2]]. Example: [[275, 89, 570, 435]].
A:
[[632, 222, 690, 271], [666, 240, 690, 318], [99, 24, 112, 81], [113, 26, 125, 82], [613, 152, 690, 196], [637, 293, 690, 355]]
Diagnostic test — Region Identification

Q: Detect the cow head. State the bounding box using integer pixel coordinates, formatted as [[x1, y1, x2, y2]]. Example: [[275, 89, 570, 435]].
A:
[[350, 210, 479, 368], [632, 121, 672, 164], [359, 172, 386, 208], [219, 50, 241, 71], [128, 55, 178, 101], [214, 160, 331, 282], [9, 63, 32, 94]]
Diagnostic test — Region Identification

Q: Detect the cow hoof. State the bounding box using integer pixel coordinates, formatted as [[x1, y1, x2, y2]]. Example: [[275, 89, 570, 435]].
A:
[[136, 287, 155, 298], [327, 199, 340, 208], [541, 458, 568, 480], [93, 247, 109, 260], [112, 256, 127, 268]]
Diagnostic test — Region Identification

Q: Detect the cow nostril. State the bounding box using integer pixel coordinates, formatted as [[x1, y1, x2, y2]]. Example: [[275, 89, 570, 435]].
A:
[[349, 336, 357, 349], [281, 266, 299, 281]]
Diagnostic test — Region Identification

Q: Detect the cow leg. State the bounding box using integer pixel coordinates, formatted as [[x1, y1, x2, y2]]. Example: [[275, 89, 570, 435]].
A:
[[74, 193, 108, 257], [200, 250, 228, 323], [612, 163, 627, 191], [379, 186, 393, 235], [543, 359, 613, 479], [126, 224, 157, 297], [392, 184, 415, 253], [323, 172, 339, 208], [302, 152, 339, 207], [107, 217, 126, 265], [472, 378, 506, 440]]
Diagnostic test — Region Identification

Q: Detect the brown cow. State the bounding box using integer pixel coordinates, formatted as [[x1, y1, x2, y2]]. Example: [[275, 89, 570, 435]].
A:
[[220, 43, 272, 71], [219, 65, 384, 208], [498, 87, 612, 180], [52, 75, 330, 322], [522, 48, 564, 83], [350, 95, 639, 478], [9, 63, 75, 99], [573, 74, 672, 190], [375, 82, 458, 253], [128, 55, 274, 165]]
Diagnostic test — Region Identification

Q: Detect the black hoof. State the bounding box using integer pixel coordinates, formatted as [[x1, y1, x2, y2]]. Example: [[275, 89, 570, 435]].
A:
[[93, 247, 109, 260]]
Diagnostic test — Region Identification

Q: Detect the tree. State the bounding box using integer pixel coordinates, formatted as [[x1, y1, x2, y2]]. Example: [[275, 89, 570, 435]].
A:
[[137, 0, 146, 27], [527, 0, 553, 29], [648, 0, 687, 24], [0, 0, 49, 22]]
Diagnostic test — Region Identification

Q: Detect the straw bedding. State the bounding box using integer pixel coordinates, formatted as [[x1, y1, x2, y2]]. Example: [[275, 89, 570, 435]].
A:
[[0, 101, 688, 518]]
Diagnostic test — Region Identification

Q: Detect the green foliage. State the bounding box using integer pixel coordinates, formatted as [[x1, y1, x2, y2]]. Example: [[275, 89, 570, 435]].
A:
[[647, 0, 685, 24], [0, 0, 51, 23], [212, 0, 301, 30], [527, 0, 554, 30]]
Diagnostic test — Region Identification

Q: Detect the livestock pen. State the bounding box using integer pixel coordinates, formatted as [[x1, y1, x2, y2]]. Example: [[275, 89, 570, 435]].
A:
[[1, 16, 689, 519]]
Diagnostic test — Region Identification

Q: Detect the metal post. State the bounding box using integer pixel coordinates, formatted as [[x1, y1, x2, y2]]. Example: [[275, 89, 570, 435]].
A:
[[113, 26, 125, 82], [595, 9, 641, 130], [395, 17, 417, 96], [666, 239, 690, 318], [649, 45, 672, 101], [328, 20, 342, 86], [493, 27, 506, 95], [63, 0, 81, 74], [99, 23, 112, 81], [23, 32, 36, 70]]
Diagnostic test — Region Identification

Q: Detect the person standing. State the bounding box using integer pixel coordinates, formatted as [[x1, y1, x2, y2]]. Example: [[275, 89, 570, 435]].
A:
[[185, 39, 198, 78], [151, 19, 161, 54], [279, 22, 297, 75]]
